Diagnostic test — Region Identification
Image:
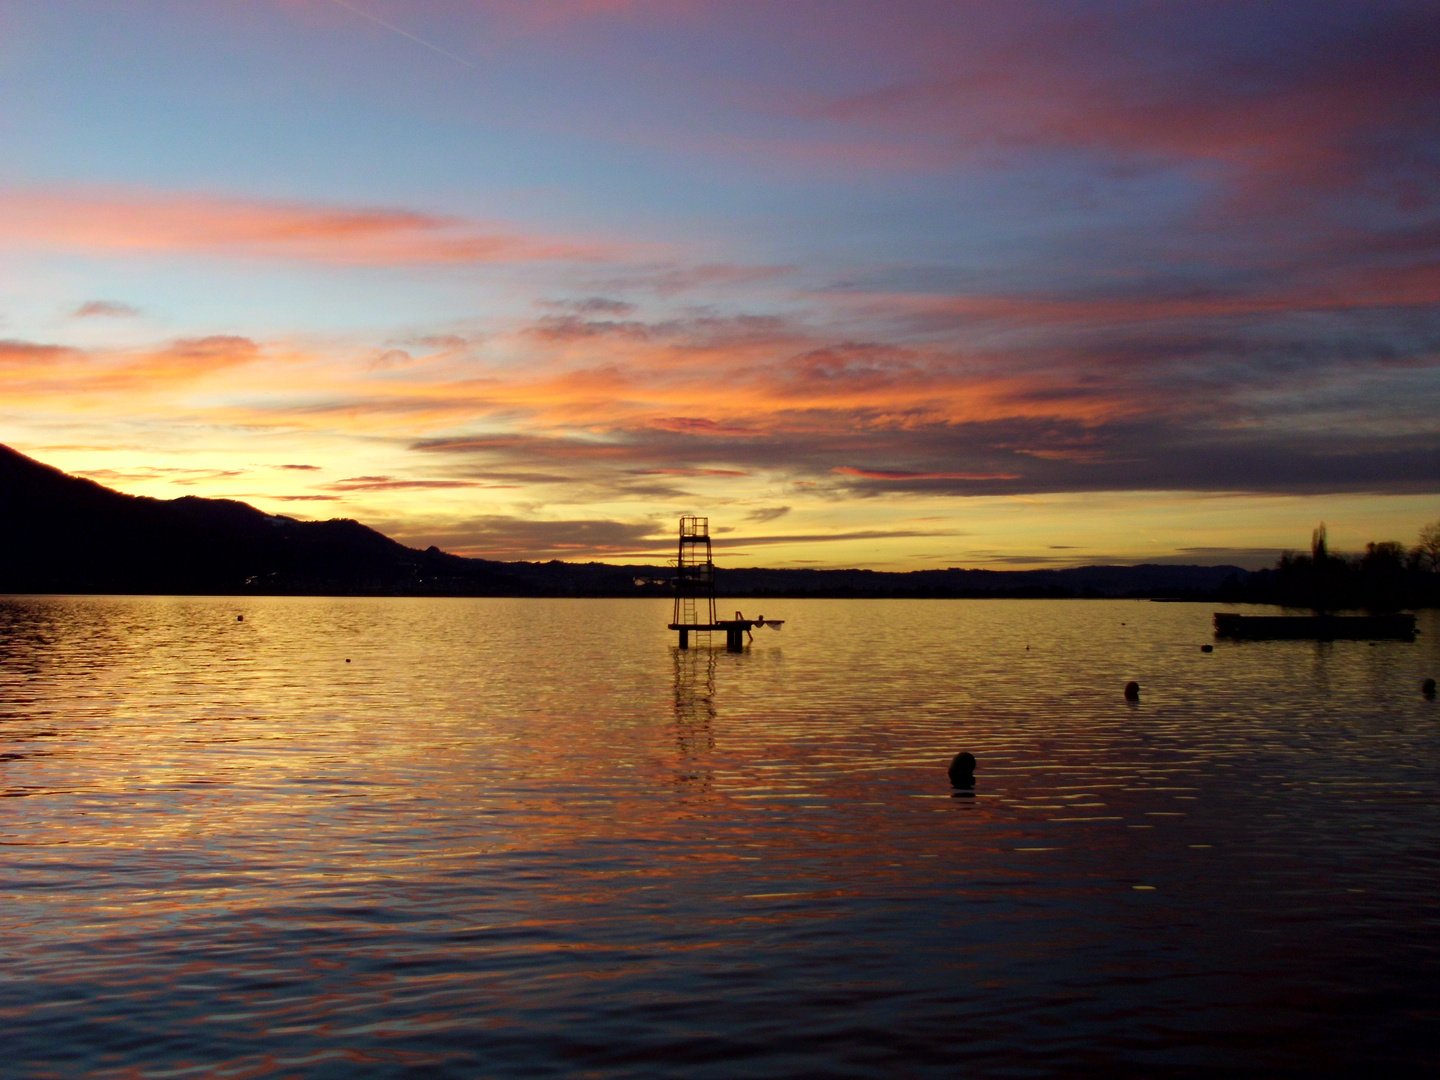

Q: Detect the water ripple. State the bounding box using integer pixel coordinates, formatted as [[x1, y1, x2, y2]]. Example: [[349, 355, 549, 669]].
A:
[[1, 596, 1437, 1076]]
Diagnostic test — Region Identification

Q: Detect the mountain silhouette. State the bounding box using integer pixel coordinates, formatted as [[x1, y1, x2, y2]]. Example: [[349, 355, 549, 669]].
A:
[[1, 444, 1253, 598], [0, 444, 517, 594]]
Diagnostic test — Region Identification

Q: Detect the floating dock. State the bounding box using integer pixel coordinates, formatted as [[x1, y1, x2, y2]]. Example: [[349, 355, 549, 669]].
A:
[[670, 618, 761, 652], [1213, 612, 1416, 641]]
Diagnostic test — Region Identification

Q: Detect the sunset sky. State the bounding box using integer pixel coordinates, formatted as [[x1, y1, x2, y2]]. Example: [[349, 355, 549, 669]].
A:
[[2, 1, 1437, 568]]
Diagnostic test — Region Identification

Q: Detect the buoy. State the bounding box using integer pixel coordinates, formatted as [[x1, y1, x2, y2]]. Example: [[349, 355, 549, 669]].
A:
[[236, 615, 243, 622], [1124, 681, 1140, 701], [1200, 644, 1213, 653], [346, 658, 351, 663], [1424, 678, 1436, 700], [947, 751, 976, 786]]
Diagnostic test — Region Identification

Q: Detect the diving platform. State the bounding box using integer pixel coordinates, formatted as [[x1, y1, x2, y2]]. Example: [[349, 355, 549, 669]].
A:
[[669, 619, 753, 652], [669, 516, 782, 651], [668, 615, 782, 651]]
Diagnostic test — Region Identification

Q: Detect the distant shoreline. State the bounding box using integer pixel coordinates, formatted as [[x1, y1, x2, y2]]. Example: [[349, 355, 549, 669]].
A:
[[0, 559, 1256, 602], [4, 443, 1435, 606], [1, 594, 1428, 615]]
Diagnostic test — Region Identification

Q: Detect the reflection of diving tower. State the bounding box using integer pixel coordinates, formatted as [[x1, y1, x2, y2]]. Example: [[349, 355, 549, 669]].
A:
[[671, 516, 717, 646]]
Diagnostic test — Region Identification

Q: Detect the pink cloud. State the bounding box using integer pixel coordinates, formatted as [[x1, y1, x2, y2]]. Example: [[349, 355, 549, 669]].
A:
[[0, 341, 76, 365], [476, 0, 701, 33], [0, 187, 627, 266], [837, 266, 1440, 334], [74, 301, 141, 319], [803, 7, 1440, 209], [648, 417, 756, 436]]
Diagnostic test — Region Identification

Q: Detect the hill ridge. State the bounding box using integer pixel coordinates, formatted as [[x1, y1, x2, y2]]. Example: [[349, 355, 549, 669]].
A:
[[0, 444, 1249, 598]]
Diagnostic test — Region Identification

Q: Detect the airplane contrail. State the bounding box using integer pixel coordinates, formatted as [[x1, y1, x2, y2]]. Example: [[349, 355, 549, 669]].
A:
[[328, 0, 475, 67]]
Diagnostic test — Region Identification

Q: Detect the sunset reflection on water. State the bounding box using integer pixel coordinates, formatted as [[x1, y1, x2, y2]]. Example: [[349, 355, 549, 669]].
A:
[[1, 596, 1438, 1077]]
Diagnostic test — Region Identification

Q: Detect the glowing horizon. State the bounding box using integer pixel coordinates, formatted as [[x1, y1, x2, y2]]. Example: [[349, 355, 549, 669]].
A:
[[1, 2, 1437, 569]]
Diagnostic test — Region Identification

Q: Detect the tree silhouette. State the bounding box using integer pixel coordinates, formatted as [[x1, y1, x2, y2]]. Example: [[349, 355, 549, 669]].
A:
[[1414, 520, 1440, 573]]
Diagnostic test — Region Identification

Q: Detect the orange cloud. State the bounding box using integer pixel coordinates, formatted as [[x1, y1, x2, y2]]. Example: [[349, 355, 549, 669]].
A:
[[146, 307, 1160, 446], [0, 334, 272, 402], [322, 476, 486, 492], [127, 336, 263, 382], [6, 267, 1430, 511], [637, 467, 750, 477]]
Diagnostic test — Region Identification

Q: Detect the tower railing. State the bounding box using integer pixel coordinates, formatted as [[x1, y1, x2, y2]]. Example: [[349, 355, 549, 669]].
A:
[[672, 516, 717, 631]]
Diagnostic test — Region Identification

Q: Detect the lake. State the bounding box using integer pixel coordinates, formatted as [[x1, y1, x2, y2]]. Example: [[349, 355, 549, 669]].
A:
[[2, 596, 1437, 1077]]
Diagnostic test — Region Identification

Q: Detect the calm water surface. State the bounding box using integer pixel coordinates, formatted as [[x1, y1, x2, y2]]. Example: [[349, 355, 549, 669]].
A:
[[1, 596, 1438, 1077]]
